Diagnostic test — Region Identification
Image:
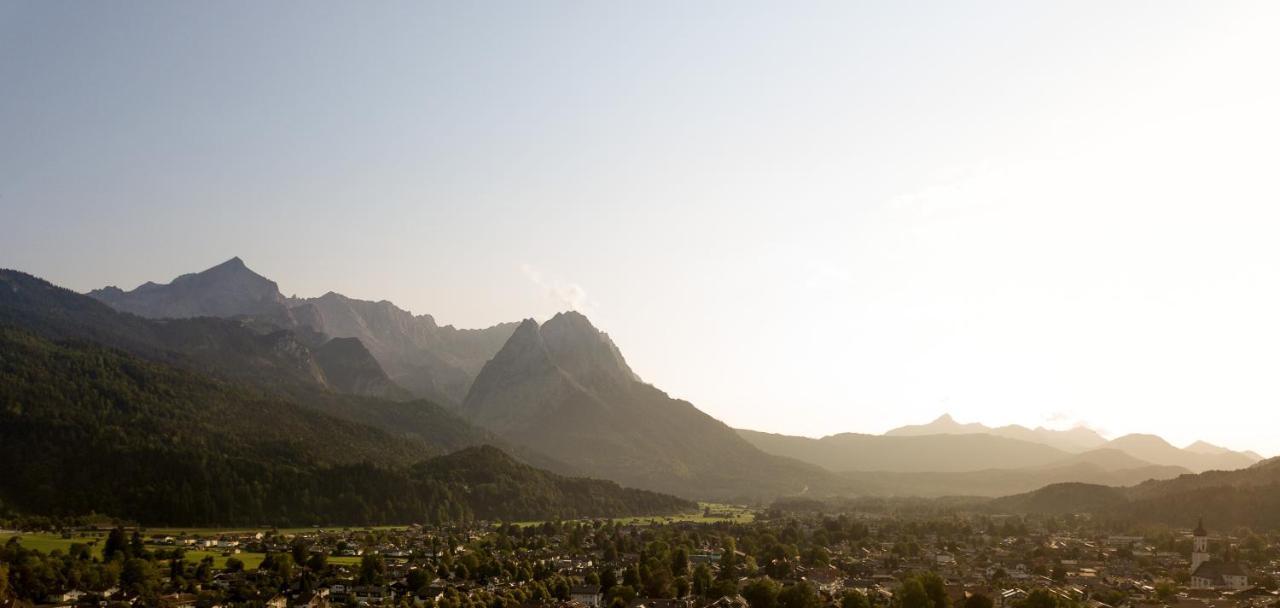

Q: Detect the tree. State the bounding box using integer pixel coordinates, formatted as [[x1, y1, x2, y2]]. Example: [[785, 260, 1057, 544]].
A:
[[693, 564, 714, 597], [601, 566, 619, 596], [964, 594, 993, 608], [360, 554, 387, 585], [671, 546, 691, 576], [129, 531, 146, 558], [898, 579, 930, 608], [120, 558, 157, 598], [1051, 565, 1067, 583], [623, 563, 642, 589], [711, 579, 739, 598], [1016, 589, 1062, 608], [610, 585, 637, 604], [919, 572, 949, 608], [842, 590, 870, 608], [719, 539, 739, 580], [408, 568, 432, 594], [0, 563, 10, 601], [742, 577, 781, 608], [104, 527, 127, 560], [642, 559, 674, 598], [778, 582, 820, 608]]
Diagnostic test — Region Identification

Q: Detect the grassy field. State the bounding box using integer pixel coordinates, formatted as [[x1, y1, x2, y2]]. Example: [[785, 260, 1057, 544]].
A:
[[142, 525, 408, 536], [510, 502, 755, 527], [1, 505, 751, 565], [0, 532, 364, 570], [0, 532, 107, 556]]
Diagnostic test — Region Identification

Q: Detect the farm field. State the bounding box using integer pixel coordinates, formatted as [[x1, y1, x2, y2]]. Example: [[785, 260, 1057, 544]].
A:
[[512, 502, 754, 527], [0, 505, 750, 566], [0, 532, 364, 570]]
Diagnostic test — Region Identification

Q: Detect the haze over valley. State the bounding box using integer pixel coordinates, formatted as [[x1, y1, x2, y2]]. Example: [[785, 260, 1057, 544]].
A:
[[5, 4, 1280, 608], [2, 257, 1270, 521]]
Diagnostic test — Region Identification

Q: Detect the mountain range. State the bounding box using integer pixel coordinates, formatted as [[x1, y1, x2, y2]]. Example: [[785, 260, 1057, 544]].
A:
[[740, 414, 1258, 475], [883, 413, 1110, 452], [882, 414, 1261, 470], [80, 259, 843, 501], [0, 326, 692, 525], [1, 256, 1267, 518], [90, 257, 516, 406]]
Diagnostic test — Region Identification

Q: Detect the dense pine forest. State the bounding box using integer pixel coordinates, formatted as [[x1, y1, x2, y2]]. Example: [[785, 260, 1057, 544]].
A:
[[0, 328, 693, 525]]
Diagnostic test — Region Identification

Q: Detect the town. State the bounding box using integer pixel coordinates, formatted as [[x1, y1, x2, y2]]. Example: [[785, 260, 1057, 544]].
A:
[[3, 507, 1277, 608]]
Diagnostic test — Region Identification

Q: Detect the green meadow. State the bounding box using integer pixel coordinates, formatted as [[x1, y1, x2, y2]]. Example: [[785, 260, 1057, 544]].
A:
[[0, 532, 363, 570], [0, 505, 749, 567], [509, 502, 755, 527]]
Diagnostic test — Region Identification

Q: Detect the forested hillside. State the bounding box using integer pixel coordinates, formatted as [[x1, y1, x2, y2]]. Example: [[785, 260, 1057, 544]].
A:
[[0, 329, 693, 525]]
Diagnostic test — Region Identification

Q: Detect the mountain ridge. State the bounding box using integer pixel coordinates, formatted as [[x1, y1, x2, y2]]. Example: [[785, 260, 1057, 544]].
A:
[[86, 257, 517, 405], [461, 312, 848, 501], [989, 458, 1280, 528], [884, 414, 1259, 472]]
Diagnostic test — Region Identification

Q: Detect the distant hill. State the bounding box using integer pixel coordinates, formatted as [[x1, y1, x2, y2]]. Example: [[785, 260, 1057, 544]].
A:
[[883, 414, 1259, 473], [988, 483, 1130, 515], [860, 460, 1187, 499], [413, 445, 696, 521], [460, 313, 843, 501], [736, 431, 1187, 497], [1036, 448, 1165, 471], [841, 461, 1187, 498], [1106, 433, 1258, 473], [0, 327, 692, 525], [736, 428, 1076, 473], [885, 414, 1108, 452], [86, 257, 517, 406], [989, 459, 1280, 528]]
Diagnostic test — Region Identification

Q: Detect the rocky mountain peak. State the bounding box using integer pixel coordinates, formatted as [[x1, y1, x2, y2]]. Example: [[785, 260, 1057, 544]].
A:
[[215, 256, 247, 270], [539, 311, 639, 386], [87, 257, 291, 323]]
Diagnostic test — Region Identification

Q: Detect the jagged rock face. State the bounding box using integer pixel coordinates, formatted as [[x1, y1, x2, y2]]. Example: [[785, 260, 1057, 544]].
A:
[[290, 291, 517, 405], [539, 311, 640, 391], [86, 258, 517, 406], [88, 257, 294, 325], [460, 319, 576, 434], [312, 337, 413, 401], [461, 312, 835, 501]]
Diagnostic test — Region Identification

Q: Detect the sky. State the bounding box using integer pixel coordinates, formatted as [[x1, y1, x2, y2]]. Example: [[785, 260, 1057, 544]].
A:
[[3, 1, 1280, 456]]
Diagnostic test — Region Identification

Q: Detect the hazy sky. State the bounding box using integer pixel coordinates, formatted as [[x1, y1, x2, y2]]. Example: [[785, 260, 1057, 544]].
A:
[[4, 2, 1280, 456]]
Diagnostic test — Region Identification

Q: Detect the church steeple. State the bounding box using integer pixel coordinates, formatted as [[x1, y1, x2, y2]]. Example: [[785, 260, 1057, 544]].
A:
[[1192, 518, 1210, 574]]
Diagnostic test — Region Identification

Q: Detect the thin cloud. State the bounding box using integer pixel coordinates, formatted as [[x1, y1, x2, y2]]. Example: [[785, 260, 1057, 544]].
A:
[[520, 263, 595, 317]]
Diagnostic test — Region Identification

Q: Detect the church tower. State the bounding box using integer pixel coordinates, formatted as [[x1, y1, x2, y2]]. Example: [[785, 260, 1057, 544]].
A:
[[1191, 518, 1210, 574]]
